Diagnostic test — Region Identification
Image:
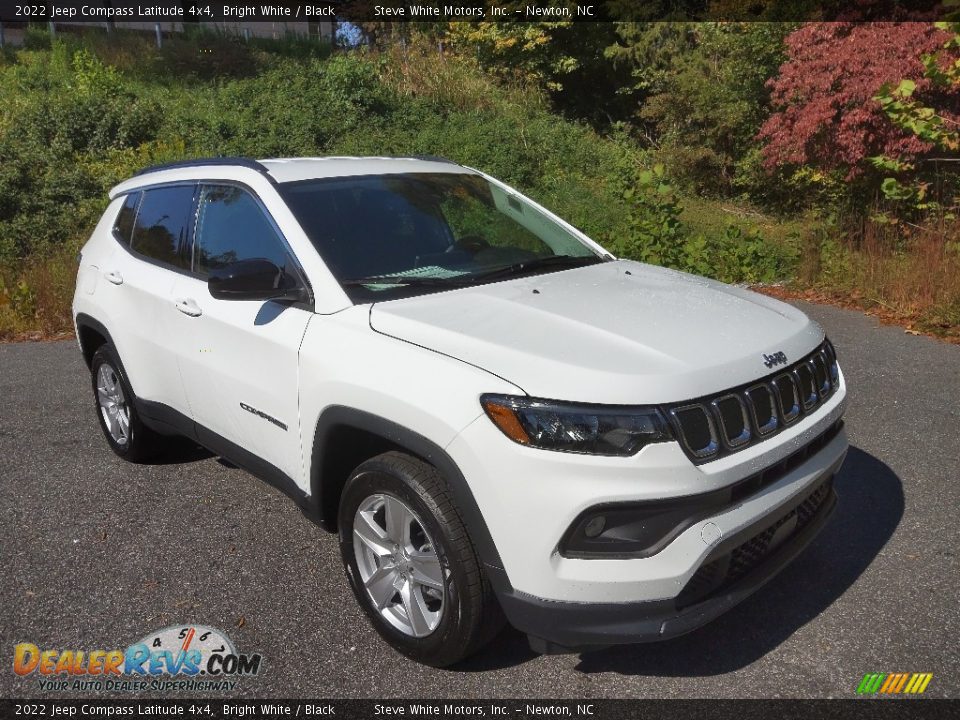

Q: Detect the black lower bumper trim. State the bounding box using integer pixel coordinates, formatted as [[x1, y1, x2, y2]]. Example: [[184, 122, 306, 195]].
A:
[[497, 483, 838, 654], [559, 420, 843, 559]]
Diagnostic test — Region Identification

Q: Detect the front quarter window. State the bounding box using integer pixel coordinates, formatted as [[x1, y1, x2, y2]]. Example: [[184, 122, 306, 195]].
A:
[[278, 172, 604, 300], [193, 185, 293, 276]]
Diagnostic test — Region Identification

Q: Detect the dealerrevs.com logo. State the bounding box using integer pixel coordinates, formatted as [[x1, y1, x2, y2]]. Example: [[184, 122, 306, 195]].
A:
[[13, 625, 263, 692]]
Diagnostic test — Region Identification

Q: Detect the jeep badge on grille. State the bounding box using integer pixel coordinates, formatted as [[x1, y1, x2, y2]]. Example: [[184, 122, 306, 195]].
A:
[[763, 351, 788, 368]]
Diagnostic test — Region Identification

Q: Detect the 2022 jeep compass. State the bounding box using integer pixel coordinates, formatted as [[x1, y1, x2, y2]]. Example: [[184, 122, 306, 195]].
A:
[[73, 156, 848, 667]]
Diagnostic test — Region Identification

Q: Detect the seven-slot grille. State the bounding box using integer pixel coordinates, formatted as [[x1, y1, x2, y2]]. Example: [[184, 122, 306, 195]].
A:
[[666, 341, 839, 464]]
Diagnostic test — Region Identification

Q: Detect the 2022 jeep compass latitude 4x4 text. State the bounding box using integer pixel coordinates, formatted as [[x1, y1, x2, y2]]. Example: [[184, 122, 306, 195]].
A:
[[73, 156, 848, 667]]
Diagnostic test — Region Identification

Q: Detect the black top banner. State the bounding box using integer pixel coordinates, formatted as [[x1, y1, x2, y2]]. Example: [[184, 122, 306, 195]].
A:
[[0, 1, 952, 24]]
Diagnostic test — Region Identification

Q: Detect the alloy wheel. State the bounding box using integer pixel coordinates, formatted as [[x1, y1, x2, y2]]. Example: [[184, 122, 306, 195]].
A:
[[96, 363, 130, 446], [352, 493, 445, 637]]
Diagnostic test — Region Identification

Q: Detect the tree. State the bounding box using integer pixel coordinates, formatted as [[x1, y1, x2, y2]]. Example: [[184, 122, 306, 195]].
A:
[[443, 15, 628, 126], [873, 22, 960, 212], [444, 21, 576, 91], [630, 22, 793, 195], [758, 23, 952, 180]]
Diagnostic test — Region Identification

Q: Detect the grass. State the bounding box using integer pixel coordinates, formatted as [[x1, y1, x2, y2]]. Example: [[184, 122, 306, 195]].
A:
[[681, 187, 960, 342], [794, 220, 960, 341], [378, 43, 548, 114], [0, 32, 636, 340], [0, 241, 80, 341], [680, 194, 809, 248]]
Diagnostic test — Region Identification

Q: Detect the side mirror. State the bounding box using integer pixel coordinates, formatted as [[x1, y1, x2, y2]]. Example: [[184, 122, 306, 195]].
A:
[[207, 259, 306, 302]]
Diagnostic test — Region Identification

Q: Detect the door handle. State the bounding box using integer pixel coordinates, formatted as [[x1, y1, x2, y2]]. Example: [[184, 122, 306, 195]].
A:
[[104, 270, 123, 285], [174, 298, 203, 317]]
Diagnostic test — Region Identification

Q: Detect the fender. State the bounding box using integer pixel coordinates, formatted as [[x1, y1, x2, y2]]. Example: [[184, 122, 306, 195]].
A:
[[74, 313, 117, 368], [311, 406, 512, 592]]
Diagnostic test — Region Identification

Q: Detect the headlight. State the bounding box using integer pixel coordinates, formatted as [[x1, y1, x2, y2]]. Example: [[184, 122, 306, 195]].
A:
[[480, 394, 672, 456]]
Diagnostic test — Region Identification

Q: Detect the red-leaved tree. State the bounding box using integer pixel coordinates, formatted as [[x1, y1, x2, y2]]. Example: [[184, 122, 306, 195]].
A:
[[758, 22, 953, 179]]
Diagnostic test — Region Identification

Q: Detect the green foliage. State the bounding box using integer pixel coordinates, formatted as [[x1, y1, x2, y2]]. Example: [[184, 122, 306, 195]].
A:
[[444, 20, 577, 91], [679, 223, 798, 285], [617, 164, 686, 267], [0, 39, 162, 261], [878, 72, 957, 148], [0, 34, 637, 263], [441, 20, 629, 127], [608, 23, 793, 197], [687, 224, 798, 285], [873, 23, 960, 216], [2, 277, 36, 318], [614, 163, 797, 283], [23, 25, 51, 51], [0, 30, 808, 338]]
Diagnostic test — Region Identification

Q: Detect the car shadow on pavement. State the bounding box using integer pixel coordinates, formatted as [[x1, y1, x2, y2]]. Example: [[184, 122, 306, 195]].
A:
[[149, 436, 214, 465], [458, 445, 904, 674]]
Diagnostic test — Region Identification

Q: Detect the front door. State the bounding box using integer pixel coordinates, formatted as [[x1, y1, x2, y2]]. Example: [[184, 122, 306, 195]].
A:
[[170, 184, 312, 487]]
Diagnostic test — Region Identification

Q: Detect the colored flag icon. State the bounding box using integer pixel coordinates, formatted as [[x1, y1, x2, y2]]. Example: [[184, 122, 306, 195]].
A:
[[856, 673, 933, 694]]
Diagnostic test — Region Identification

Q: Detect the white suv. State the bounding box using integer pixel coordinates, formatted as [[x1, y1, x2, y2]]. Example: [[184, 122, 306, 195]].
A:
[[73, 156, 848, 666]]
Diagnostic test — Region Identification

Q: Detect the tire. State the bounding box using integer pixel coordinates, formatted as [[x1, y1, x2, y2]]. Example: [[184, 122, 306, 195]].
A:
[[338, 451, 504, 667], [90, 344, 166, 462]]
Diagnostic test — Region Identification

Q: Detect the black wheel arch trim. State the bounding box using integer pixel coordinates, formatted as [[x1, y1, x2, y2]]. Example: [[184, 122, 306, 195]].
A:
[[75, 313, 117, 368], [85, 341, 511, 594], [76, 313, 146, 407], [311, 405, 510, 591]]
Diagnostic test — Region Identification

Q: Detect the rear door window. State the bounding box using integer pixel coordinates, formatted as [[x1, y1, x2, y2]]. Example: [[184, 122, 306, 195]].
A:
[[130, 185, 196, 269], [113, 192, 140, 244]]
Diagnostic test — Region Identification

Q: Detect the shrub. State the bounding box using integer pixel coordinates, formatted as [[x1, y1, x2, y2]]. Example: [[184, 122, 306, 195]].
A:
[[23, 25, 51, 51], [615, 164, 686, 267]]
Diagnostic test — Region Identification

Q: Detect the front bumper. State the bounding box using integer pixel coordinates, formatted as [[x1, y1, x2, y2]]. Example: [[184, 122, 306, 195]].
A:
[[495, 465, 839, 652]]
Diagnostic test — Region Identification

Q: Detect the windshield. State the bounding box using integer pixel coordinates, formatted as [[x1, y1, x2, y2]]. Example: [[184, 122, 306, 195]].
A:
[[277, 172, 605, 300]]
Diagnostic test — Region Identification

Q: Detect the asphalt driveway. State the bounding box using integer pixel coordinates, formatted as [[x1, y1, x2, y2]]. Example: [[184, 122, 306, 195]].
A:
[[1, 301, 958, 698]]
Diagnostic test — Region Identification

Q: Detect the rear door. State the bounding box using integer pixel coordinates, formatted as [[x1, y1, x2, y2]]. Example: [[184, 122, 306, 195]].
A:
[[168, 183, 312, 485], [97, 185, 197, 419]]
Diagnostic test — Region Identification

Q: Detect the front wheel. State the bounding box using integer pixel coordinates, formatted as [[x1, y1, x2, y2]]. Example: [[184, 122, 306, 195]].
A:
[[338, 452, 504, 667]]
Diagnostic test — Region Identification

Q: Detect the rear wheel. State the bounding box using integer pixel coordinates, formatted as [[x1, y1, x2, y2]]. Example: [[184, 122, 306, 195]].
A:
[[90, 344, 166, 462], [338, 451, 504, 667]]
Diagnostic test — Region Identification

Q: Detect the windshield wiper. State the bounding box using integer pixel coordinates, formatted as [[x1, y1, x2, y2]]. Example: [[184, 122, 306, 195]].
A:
[[467, 254, 605, 282], [343, 255, 606, 289], [341, 275, 473, 288]]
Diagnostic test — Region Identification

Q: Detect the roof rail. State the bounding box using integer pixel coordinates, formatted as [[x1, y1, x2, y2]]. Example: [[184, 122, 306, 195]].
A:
[[133, 157, 275, 181], [410, 155, 460, 165]]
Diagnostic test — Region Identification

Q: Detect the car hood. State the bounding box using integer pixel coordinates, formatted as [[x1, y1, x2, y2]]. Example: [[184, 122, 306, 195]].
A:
[[368, 260, 823, 404]]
